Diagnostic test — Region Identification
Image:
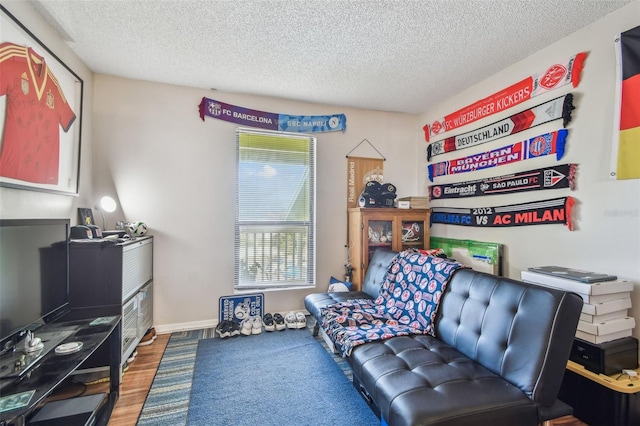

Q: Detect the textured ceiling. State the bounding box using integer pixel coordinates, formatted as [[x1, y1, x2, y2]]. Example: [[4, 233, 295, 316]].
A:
[[31, 0, 633, 115]]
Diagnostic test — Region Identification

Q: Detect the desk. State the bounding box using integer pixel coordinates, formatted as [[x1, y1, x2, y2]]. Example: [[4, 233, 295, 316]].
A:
[[0, 316, 121, 426], [558, 360, 640, 426]]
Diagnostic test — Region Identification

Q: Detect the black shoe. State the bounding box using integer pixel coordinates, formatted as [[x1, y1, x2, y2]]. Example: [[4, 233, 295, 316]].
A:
[[216, 321, 230, 338], [263, 313, 275, 332], [228, 321, 241, 337], [273, 313, 286, 331]]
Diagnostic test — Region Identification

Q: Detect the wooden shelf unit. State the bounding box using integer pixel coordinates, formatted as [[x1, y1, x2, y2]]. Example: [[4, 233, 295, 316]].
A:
[[348, 208, 430, 290]]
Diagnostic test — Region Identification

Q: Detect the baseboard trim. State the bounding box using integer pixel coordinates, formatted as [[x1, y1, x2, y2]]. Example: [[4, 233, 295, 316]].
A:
[[154, 319, 217, 335], [153, 309, 310, 335]]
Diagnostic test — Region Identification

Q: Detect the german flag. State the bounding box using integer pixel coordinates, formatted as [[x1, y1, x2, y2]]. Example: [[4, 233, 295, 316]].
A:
[[616, 25, 640, 179]]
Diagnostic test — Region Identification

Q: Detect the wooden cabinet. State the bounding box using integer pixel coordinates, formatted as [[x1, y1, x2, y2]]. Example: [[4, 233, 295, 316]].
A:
[[348, 208, 430, 290], [69, 236, 153, 368]]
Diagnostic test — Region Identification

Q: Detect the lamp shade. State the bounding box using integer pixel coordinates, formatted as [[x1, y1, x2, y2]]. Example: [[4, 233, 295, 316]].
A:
[[100, 196, 117, 213]]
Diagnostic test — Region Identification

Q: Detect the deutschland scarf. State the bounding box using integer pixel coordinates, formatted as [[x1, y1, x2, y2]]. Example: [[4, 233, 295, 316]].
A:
[[427, 94, 575, 161]]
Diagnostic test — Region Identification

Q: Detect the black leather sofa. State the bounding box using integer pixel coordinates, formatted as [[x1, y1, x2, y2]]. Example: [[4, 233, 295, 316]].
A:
[[305, 249, 583, 426]]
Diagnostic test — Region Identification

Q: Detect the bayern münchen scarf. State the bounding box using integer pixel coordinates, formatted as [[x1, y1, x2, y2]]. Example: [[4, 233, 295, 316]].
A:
[[423, 52, 587, 141], [427, 94, 575, 161], [431, 196, 575, 230], [198, 97, 346, 133], [428, 129, 567, 182], [429, 164, 577, 200]]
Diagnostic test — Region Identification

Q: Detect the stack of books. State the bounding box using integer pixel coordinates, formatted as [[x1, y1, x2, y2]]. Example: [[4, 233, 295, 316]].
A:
[[397, 196, 429, 209], [521, 266, 635, 344]]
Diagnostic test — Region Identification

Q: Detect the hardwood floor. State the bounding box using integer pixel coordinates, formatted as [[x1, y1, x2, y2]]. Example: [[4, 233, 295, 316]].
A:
[[106, 334, 170, 425], [56, 332, 588, 426]]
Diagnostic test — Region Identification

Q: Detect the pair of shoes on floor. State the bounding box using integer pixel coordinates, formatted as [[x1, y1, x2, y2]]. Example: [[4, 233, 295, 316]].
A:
[[216, 321, 241, 339], [240, 316, 263, 336], [263, 313, 286, 332], [137, 327, 158, 346], [285, 312, 307, 329]]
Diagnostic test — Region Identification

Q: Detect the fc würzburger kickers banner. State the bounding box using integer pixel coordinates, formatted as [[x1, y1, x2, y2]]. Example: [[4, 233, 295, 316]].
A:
[[427, 94, 575, 161], [428, 129, 568, 182], [431, 197, 575, 230], [198, 97, 347, 133], [429, 164, 577, 200], [423, 52, 587, 142]]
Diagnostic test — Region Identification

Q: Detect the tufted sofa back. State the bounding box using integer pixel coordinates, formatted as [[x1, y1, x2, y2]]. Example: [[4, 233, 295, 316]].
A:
[[361, 249, 398, 298], [434, 268, 582, 405]]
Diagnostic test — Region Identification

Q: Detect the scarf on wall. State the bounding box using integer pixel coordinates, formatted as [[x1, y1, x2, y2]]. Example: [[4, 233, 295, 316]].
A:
[[429, 163, 577, 200], [427, 94, 575, 161], [430, 196, 575, 231], [428, 129, 567, 182], [423, 52, 587, 141]]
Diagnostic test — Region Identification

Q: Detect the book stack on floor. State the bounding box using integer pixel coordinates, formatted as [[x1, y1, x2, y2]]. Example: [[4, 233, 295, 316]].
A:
[[521, 266, 635, 344]]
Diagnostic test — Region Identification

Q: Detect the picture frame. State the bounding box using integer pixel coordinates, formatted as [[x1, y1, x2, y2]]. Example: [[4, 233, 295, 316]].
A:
[[77, 207, 95, 226], [0, 5, 83, 195]]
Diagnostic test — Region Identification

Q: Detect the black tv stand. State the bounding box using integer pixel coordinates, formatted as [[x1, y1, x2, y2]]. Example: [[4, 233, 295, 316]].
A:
[[0, 316, 121, 426]]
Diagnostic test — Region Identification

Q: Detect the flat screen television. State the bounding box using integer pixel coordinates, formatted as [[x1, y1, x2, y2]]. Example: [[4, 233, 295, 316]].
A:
[[0, 219, 70, 353]]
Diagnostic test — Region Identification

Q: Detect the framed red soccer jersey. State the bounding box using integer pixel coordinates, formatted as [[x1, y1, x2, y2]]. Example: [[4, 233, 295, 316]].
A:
[[0, 42, 76, 184]]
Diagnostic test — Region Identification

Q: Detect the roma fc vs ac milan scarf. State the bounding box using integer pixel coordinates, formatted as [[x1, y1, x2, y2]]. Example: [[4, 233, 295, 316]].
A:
[[423, 52, 586, 141], [429, 164, 577, 200], [428, 129, 568, 181], [431, 197, 575, 230], [427, 94, 575, 161]]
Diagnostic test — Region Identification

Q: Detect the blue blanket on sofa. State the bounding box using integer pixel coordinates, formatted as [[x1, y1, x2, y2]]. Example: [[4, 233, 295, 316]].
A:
[[321, 250, 464, 357]]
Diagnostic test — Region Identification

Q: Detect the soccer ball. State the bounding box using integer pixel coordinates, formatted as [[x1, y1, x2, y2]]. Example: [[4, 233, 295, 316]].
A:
[[131, 221, 148, 236]]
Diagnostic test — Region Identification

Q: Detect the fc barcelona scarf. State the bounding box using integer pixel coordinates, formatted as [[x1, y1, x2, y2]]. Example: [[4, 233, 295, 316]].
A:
[[429, 164, 577, 200], [427, 94, 574, 161], [423, 52, 587, 141], [198, 97, 346, 133], [428, 129, 567, 182], [431, 196, 575, 230]]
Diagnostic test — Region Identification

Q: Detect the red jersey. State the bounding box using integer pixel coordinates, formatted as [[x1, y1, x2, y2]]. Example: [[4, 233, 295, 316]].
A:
[[0, 42, 76, 185]]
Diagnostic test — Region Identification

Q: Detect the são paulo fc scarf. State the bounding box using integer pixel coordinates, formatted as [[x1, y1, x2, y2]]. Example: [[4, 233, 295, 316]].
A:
[[423, 52, 587, 141], [429, 164, 577, 200], [428, 129, 567, 182], [431, 197, 575, 230], [427, 94, 574, 161]]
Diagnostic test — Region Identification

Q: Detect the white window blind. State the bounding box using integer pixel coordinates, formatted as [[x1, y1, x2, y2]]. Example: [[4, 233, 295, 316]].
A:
[[234, 128, 316, 290]]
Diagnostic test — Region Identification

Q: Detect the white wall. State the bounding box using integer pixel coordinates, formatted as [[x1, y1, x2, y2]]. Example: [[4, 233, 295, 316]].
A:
[[92, 76, 420, 332], [420, 2, 640, 342]]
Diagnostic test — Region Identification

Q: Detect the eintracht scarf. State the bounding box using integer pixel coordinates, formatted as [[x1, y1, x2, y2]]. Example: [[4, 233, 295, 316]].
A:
[[429, 164, 577, 200], [428, 129, 567, 182], [431, 197, 575, 230], [427, 94, 574, 161], [423, 52, 587, 141]]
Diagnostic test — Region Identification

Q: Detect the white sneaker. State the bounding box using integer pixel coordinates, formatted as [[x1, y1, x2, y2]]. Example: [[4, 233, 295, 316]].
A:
[[252, 316, 263, 334], [240, 318, 253, 336], [295, 312, 307, 329], [285, 312, 297, 329]]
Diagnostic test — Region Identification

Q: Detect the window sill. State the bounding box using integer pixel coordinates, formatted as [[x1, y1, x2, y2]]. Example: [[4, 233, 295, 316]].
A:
[[234, 285, 315, 294]]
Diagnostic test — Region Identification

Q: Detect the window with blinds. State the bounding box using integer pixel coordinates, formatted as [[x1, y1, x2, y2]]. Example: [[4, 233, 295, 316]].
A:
[[234, 128, 316, 290]]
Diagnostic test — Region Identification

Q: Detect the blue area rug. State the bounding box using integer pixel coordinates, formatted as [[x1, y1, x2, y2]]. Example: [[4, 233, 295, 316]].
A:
[[186, 330, 380, 425]]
